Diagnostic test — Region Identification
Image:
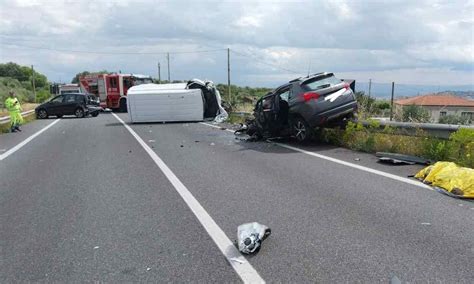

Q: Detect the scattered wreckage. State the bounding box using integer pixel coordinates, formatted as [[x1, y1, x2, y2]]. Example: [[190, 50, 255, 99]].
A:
[[127, 79, 227, 123], [235, 72, 357, 142], [237, 222, 271, 254]]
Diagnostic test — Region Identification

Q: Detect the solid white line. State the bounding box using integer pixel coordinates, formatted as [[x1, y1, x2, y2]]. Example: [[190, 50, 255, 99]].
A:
[[113, 113, 265, 284], [0, 119, 61, 161], [199, 122, 433, 191]]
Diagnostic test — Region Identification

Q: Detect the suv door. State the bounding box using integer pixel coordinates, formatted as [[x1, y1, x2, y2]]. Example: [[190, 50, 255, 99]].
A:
[[47, 95, 65, 115], [254, 94, 279, 135], [63, 94, 79, 115]]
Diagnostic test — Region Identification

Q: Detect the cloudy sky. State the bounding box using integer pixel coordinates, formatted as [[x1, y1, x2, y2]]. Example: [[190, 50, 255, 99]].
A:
[[0, 0, 473, 88]]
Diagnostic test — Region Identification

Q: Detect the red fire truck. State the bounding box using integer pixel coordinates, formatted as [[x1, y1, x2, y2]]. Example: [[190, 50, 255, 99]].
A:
[[79, 73, 153, 111]]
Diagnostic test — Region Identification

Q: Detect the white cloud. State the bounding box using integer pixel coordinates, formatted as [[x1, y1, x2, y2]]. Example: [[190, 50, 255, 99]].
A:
[[0, 0, 472, 88]]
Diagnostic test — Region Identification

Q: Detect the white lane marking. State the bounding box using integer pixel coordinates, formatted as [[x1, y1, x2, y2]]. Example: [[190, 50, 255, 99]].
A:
[[199, 122, 433, 191], [274, 142, 434, 191], [113, 113, 264, 283], [0, 119, 61, 161]]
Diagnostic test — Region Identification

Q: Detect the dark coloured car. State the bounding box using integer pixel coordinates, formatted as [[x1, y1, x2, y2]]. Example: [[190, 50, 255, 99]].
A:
[[252, 72, 357, 142], [36, 93, 102, 119]]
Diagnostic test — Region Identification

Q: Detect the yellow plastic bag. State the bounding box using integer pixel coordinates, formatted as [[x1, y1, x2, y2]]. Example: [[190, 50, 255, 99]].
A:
[[415, 162, 474, 198]]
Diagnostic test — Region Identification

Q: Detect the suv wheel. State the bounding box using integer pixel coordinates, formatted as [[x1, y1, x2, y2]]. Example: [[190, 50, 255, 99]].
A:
[[75, 108, 85, 118], [37, 109, 48, 119], [292, 117, 312, 143]]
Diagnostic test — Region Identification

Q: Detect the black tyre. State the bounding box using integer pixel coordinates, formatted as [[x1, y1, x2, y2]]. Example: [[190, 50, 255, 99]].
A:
[[37, 109, 48, 119], [292, 117, 312, 143], [119, 99, 127, 113], [91, 112, 99, 117], [75, 108, 85, 118]]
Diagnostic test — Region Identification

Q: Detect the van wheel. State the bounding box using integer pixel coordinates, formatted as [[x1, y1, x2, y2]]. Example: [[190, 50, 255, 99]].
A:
[[37, 109, 48, 119], [119, 99, 127, 113], [292, 117, 312, 143], [75, 108, 85, 118]]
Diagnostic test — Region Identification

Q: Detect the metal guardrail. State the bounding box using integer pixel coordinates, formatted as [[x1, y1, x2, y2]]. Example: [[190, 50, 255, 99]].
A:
[[0, 110, 35, 125], [360, 120, 474, 139], [229, 111, 473, 139]]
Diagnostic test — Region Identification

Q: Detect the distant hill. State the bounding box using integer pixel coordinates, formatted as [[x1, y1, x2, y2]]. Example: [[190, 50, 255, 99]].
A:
[[355, 82, 474, 100]]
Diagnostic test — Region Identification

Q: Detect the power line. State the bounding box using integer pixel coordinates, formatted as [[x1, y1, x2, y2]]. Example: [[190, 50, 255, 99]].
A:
[[0, 42, 226, 55]]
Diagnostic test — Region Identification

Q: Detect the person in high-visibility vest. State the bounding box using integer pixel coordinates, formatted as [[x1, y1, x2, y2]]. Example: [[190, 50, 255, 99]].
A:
[[4, 91, 23, 132]]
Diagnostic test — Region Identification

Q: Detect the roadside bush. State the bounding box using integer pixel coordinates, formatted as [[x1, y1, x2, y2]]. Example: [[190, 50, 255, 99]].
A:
[[448, 128, 474, 168], [438, 114, 470, 125]]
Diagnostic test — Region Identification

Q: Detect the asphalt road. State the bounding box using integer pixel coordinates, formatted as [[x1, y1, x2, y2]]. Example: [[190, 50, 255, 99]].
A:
[[1, 113, 473, 283]]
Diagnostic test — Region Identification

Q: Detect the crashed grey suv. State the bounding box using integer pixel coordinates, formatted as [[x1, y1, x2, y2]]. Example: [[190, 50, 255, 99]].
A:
[[250, 72, 357, 142]]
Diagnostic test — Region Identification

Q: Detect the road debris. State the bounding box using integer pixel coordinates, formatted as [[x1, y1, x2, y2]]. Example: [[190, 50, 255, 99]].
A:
[[148, 140, 155, 143], [390, 275, 402, 284], [421, 222, 431, 226], [230, 257, 246, 264], [93, 246, 99, 249], [194, 140, 200, 143], [354, 158, 360, 161], [180, 145, 184, 148], [415, 162, 474, 199], [376, 152, 430, 165], [237, 222, 271, 254], [146, 267, 151, 271], [210, 142, 215, 146]]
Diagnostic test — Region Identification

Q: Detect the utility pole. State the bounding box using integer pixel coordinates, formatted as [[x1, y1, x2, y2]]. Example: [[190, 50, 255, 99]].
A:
[[368, 78, 372, 98], [227, 48, 231, 105], [31, 65, 36, 103], [390, 81, 395, 121], [157, 62, 161, 84], [167, 53, 170, 82]]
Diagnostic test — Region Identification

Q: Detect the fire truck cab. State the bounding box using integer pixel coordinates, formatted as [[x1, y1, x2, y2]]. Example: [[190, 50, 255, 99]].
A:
[[79, 73, 152, 112]]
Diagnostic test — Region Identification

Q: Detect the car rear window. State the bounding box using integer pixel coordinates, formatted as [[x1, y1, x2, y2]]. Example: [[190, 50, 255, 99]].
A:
[[303, 75, 342, 91]]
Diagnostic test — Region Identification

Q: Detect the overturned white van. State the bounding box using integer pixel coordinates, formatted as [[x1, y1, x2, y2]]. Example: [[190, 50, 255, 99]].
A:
[[127, 79, 227, 123]]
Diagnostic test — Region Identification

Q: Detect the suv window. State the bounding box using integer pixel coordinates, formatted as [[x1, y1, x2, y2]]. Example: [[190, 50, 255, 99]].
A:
[[65, 94, 76, 103], [262, 96, 274, 110], [51, 95, 64, 103], [75, 95, 86, 103], [303, 75, 342, 91], [277, 89, 290, 102]]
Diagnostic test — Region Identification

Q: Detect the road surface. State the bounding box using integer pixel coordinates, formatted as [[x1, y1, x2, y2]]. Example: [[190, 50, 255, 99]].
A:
[[1, 113, 473, 283]]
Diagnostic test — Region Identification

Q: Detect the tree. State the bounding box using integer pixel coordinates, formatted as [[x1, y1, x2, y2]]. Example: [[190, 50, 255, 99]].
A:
[[401, 104, 430, 122]]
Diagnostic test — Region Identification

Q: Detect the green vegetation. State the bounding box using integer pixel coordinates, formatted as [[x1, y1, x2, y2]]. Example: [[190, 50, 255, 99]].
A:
[[396, 104, 430, 122], [317, 122, 474, 168], [216, 84, 271, 111], [438, 114, 471, 125], [0, 62, 51, 105]]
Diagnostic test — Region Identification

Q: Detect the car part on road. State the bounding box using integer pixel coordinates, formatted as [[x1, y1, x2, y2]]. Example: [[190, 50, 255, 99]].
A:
[[237, 222, 271, 254], [376, 152, 431, 165], [415, 162, 474, 199]]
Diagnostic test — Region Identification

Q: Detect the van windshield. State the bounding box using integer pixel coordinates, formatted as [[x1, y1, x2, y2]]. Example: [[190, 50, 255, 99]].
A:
[[303, 75, 342, 91]]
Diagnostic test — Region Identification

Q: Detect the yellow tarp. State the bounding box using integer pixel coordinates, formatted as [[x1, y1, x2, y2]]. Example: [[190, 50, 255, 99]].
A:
[[415, 162, 474, 198]]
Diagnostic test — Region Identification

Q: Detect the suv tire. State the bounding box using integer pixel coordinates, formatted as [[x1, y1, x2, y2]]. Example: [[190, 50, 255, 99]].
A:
[[292, 117, 312, 143], [37, 109, 48, 119], [75, 108, 85, 118]]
